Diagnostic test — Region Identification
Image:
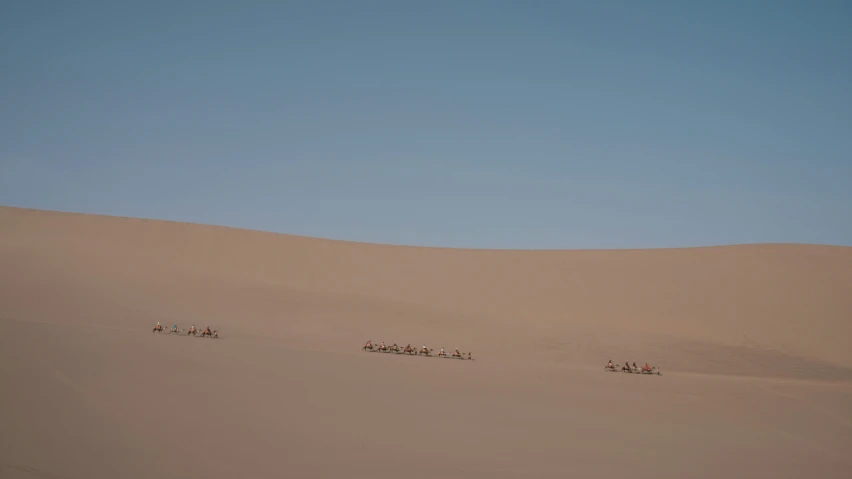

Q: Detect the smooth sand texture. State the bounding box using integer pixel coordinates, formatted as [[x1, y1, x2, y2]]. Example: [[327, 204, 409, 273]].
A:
[[2, 205, 851, 478]]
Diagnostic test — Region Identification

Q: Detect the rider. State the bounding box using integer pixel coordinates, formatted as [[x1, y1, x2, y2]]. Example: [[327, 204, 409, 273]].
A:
[[607, 360, 614, 369], [439, 347, 446, 356], [172, 324, 178, 332], [644, 362, 651, 371], [365, 340, 372, 348], [156, 321, 161, 330], [453, 348, 461, 357]]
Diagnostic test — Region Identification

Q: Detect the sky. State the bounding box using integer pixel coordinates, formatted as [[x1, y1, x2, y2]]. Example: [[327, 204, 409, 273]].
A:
[[1, 0, 850, 249]]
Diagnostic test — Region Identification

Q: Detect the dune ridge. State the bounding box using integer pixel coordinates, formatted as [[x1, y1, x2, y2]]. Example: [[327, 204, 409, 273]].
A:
[[2, 205, 852, 478]]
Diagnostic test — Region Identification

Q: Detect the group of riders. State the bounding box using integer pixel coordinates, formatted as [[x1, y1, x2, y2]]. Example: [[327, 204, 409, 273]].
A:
[[363, 341, 471, 360], [152, 321, 218, 338], [605, 360, 659, 375]]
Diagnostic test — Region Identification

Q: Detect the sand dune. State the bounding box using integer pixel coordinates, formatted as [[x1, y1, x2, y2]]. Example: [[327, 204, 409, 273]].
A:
[[1, 205, 851, 478]]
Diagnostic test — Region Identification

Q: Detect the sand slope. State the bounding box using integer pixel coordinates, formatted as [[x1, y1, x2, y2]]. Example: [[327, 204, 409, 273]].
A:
[[1, 206, 851, 478]]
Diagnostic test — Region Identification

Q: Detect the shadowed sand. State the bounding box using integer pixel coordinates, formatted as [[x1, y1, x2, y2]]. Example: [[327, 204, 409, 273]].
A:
[[1, 206, 851, 478]]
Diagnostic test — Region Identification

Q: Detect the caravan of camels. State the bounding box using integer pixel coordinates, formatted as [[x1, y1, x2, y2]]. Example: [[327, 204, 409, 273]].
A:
[[605, 359, 662, 375], [152, 322, 219, 338], [363, 341, 473, 360]]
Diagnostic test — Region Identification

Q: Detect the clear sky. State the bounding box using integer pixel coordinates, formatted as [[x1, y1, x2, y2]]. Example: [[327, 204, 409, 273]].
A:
[[2, 0, 850, 249]]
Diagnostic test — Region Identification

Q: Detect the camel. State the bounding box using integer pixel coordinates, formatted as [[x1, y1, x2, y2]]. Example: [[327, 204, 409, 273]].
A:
[[152, 324, 163, 333], [403, 345, 416, 355], [449, 350, 472, 360], [200, 329, 218, 338], [362, 342, 375, 352], [419, 347, 433, 357], [187, 327, 197, 336]]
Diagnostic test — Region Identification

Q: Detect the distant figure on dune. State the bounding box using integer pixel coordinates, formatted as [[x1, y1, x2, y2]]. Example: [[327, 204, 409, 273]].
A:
[[194, 326, 218, 338]]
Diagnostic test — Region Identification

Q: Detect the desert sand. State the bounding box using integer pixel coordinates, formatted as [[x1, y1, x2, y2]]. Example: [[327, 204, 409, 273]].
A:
[[1, 205, 851, 478]]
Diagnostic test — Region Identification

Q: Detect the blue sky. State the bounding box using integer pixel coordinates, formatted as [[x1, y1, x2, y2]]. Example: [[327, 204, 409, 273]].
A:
[[2, 0, 850, 249]]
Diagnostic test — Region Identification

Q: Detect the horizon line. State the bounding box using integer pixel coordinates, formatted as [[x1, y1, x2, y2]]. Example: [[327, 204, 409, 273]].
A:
[[3, 204, 850, 252]]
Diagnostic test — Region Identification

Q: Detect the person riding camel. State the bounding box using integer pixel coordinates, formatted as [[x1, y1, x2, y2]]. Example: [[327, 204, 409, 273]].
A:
[[452, 348, 461, 357], [205, 326, 212, 335], [380, 341, 386, 351], [365, 340, 372, 349], [606, 360, 614, 370], [405, 343, 412, 352], [632, 362, 638, 371], [644, 362, 651, 372], [421, 344, 428, 353], [439, 347, 446, 356]]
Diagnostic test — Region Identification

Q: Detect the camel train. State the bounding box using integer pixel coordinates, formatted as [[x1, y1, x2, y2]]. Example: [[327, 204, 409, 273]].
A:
[[605, 360, 661, 375], [152, 323, 218, 338], [363, 341, 473, 360]]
